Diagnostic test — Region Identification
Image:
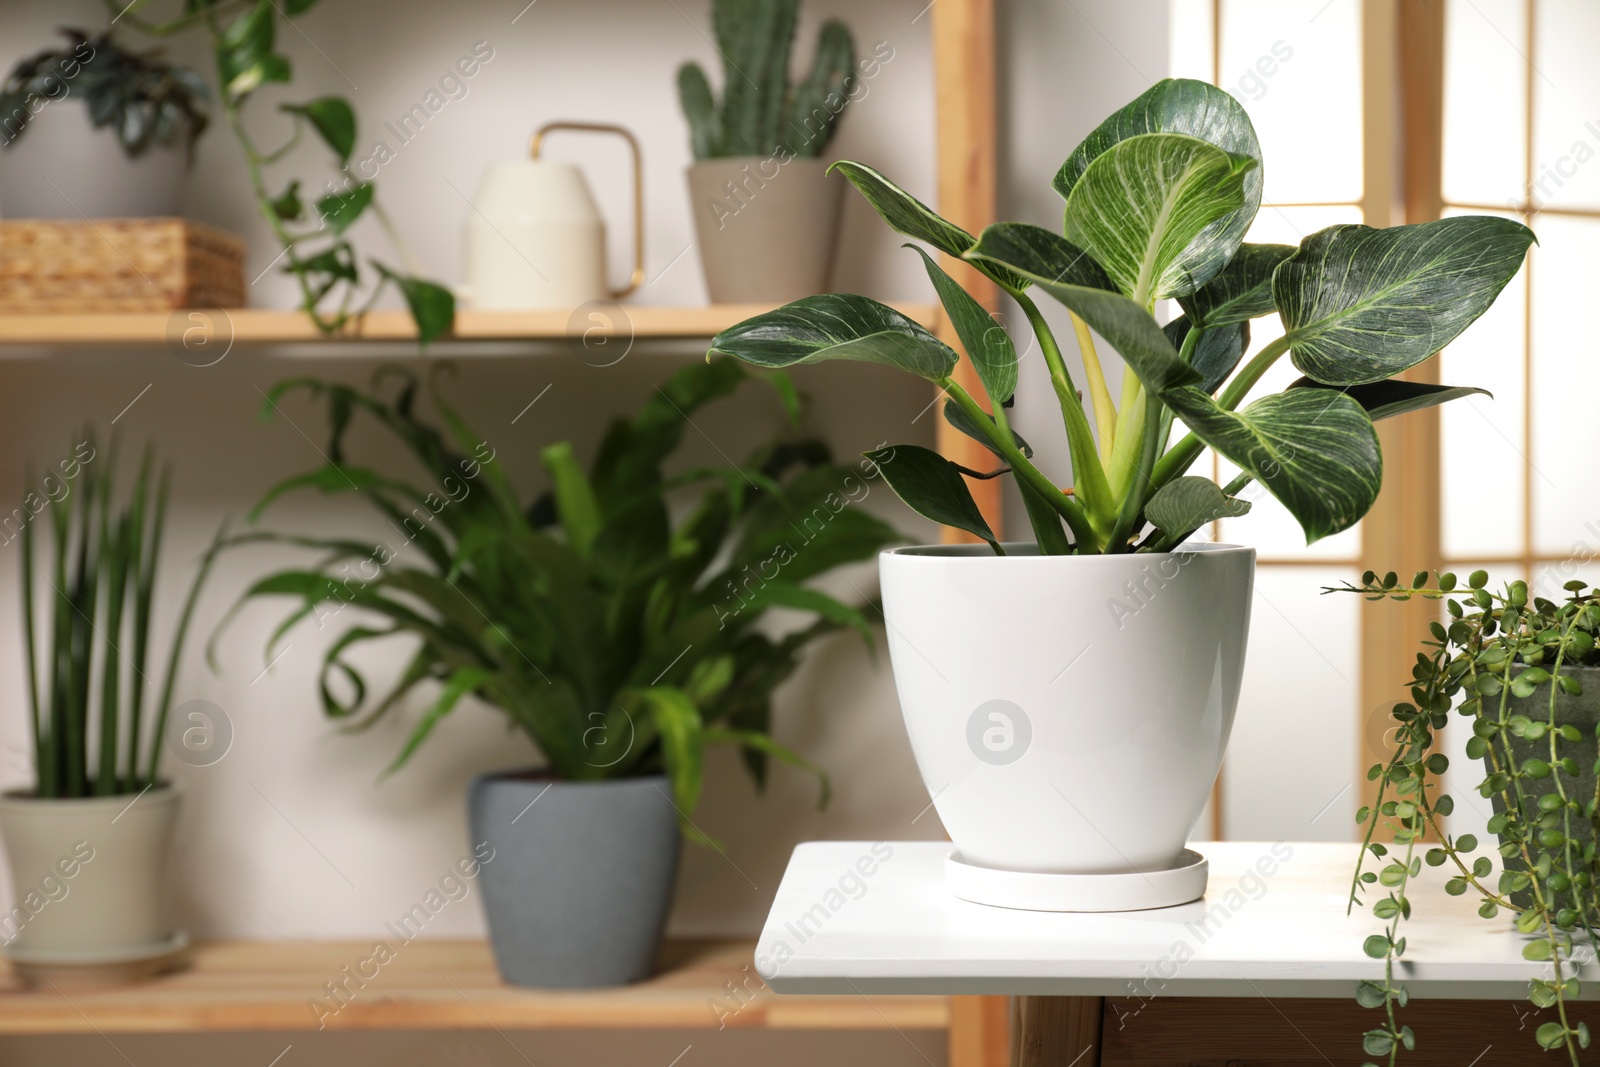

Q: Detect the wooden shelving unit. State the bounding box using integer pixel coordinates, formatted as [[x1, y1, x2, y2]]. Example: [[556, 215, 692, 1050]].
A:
[[0, 304, 938, 346], [0, 939, 946, 1034], [0, 0, 1005, 1063]]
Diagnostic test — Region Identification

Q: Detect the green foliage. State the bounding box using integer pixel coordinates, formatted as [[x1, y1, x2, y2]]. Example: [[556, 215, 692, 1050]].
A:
[[221, 360, 902, 825], [0, 29, 209, 158], [676, 0, 855, 160], [709, 78, 1533, 555], [1334, 572, 1600, 1065], [20, 435, 222, 798], [109, 0, 453, 343]]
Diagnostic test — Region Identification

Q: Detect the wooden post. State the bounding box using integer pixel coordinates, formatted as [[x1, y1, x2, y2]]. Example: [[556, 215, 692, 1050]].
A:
[[932, 2, 1011, 1062], [931, 0, 1003, 544], [1010, 996, 1103, 1067], [1357, 0, 1445, 799]]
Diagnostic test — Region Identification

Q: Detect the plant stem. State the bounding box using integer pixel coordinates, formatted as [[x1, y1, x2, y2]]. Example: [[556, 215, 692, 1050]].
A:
[[202, 7, 340, 336], [1216, 334, 1292, 411], [940, 378, 1098, 550], [1069, 312, 1117, 470], [1014, 292, 1113, 535], [1106, 390, 1161, 552]]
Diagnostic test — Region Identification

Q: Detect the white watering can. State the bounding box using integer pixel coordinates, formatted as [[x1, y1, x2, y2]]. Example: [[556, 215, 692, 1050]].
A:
[[462, 122, 644, 310]]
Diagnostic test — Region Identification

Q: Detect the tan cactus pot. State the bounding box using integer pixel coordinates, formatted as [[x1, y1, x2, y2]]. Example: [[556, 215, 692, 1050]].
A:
[[687, 156, 843, 304]]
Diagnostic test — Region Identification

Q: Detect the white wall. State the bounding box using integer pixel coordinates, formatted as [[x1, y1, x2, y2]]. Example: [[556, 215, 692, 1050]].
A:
[[0, 0, 955, 946]]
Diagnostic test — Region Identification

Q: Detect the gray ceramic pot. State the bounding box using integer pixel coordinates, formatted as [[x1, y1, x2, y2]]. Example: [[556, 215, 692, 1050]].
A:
[[1480, 664, 1600, 914], [467, 772, 681, 988], [0, 103, 186, 219], [687, 156, 842, 303]]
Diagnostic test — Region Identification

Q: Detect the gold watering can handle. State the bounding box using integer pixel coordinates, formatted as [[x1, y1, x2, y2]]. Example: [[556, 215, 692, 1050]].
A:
[[529, 122, 645, 299]]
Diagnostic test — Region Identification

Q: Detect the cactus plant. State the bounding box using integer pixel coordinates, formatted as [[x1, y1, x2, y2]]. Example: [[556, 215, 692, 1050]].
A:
[[677, 0, 855, 160]]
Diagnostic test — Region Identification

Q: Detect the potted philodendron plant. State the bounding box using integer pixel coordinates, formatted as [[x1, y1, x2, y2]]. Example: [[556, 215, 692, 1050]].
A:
[[709, 78, 1534, 911], [677, 0, 855, 302], [0, 437, 219, 984], [0, 29, 209, 218], [1336, 571, 1600, 1064], [222, 361, 900, 988]]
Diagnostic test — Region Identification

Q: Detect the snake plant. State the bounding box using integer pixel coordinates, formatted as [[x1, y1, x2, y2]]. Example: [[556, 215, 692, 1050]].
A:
[[709, 78, 1535, 554], [21, 436, 221, 798], [220, 360, 901, 823], [677, 0, 855, 160]]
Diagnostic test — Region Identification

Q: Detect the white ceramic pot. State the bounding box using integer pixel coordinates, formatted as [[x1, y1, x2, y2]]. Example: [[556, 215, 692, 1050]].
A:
[[0, 104, 186, 219], [880, 543, 1254, 875], [0, 786, 181, 956]]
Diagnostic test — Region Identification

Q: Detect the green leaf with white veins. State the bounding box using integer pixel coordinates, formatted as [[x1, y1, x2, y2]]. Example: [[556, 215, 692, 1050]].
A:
[[1275, 217, 1535, 387], [966, 224, 1198, 393], [829, 161, 1029, 291], [864, 445, 999, 550], [1055, 78, 1264, 285], [708, 295, 959, 382], [1064, 132, 1258, 304], [908, 245, 1018, 403], [1178, 243, 1294, 328], [1145, 477, 1251, 539], [1162, 386, 1382, 543], [1286, 377, 1491, 422]]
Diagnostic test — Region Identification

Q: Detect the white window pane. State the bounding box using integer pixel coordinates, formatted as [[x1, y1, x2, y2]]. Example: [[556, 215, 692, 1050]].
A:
[[1441, 207, 1527, 560], [1530, 214, 1600, 556], [1246, 203, 1363, 248], [1170, 0, 1215, 82], [1223, 565, 1359, 841], [1220, 0, 1362, 203], [1442, 0, 1527, 207], [1530, 0, 1600, 211], [1532, 561, 1600, 603]]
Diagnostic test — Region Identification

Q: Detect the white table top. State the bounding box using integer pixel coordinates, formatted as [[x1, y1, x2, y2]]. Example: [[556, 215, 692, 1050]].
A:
[[755, 841, 1598, 999]]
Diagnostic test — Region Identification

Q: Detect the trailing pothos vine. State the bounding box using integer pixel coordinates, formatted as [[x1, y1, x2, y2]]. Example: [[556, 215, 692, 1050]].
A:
[[105, 0, 454, 343], [1333, 569, 1600, 1065]]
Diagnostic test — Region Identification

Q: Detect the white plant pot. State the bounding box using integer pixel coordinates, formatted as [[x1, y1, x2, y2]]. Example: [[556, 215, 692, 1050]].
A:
[[0, 786, 181, 961], [880, 543, 1253, 904]]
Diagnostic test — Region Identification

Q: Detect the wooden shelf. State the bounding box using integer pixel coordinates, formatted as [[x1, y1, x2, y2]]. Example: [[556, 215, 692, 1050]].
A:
[[0, 939, 947, 1034], [0, 304, 939, 346]]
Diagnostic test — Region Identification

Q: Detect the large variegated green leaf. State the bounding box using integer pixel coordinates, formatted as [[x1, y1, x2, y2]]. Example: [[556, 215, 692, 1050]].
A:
[[1145, 476, 1251, 539], [1162, 385, 1382, 543], [828, 161, 1027, 290], [966, 224, 1198, 393], [908, 245, 1019, 403], [1163, 316, 1249, 393], [943, 400, 1032, 459], [1054, 78, 1264, 286], [709, 294, 958, 381], [1275, 217, 1535, 386], [1063, 132, 1257, 303], [1287, 377, 1491, 422], [864, 444, 998, 550], [1178, 243, 1294, 328]]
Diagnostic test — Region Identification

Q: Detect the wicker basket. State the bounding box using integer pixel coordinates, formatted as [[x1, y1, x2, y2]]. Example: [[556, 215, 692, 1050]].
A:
[[0, 218, 245, 313]]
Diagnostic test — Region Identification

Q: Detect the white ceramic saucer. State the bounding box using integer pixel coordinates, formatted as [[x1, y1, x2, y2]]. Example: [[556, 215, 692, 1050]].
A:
[[945, 849, 1208, 912], [3, 930, 189, 987]]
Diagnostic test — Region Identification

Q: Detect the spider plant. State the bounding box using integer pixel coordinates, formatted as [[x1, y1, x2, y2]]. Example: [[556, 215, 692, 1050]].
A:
[[21, 435, 221, 798], [218, 360, 902, 823]]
